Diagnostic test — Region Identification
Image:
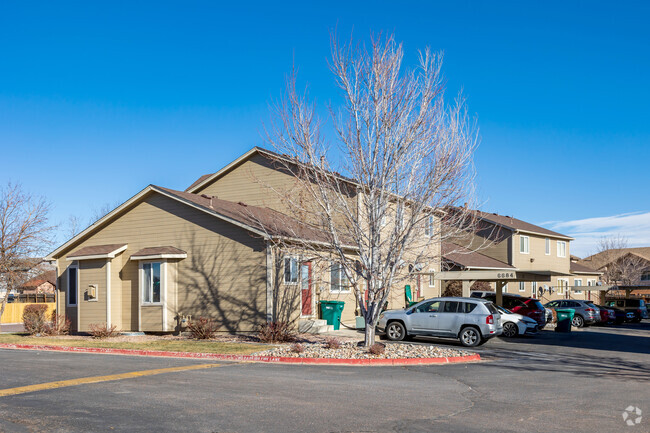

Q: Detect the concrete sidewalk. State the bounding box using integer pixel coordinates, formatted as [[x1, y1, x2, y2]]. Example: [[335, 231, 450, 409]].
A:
[[0, 323, 24, 333]]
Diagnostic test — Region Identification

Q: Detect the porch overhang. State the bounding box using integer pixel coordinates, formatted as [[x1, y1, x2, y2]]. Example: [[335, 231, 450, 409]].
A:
[[432, 270, 553, 283]]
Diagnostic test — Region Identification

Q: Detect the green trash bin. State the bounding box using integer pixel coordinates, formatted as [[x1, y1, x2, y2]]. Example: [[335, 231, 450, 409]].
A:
[[320, 300, 345, 330], [555, 308, 575, 333]]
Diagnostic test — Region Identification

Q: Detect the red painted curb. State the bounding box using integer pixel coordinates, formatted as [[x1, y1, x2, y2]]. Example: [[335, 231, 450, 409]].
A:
[[0, 343, 481, 366]]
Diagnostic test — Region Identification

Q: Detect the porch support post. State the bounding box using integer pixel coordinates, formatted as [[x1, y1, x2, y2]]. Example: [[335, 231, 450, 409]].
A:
[[495, 281, 505, 307], [461, 280, 475, 298], [265, 242, 273, 323]]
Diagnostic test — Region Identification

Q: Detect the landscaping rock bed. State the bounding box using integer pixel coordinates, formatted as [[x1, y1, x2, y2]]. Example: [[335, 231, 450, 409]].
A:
[[254, 342, 472, 359]]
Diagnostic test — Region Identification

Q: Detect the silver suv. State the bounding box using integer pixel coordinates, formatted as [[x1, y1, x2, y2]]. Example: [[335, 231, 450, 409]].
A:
[[544, 299, 600, 327], [377, 297, 503, 347]]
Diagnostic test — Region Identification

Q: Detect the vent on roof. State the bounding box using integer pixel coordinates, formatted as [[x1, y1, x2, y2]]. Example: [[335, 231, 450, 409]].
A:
[[238, 201, 248, 207], [201, 194, 214, 208]]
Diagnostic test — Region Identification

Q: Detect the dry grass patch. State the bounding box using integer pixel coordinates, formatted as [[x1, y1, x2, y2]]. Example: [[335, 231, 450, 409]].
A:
[[0, 334, 274, 355]]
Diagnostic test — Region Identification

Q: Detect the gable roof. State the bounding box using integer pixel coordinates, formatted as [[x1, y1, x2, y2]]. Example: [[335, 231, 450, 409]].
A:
[[442, 242, 514, 270], [185, 146, 358, 194], [473, 210, 572, 240], [20, 270, 56, 289], [47, 184, 342, 260], [581, 247, 650, 270]]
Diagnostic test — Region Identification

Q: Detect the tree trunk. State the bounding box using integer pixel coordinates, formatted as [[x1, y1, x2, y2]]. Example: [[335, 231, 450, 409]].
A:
[[0, 291, 8, 333], [363, 319, 376, 347]]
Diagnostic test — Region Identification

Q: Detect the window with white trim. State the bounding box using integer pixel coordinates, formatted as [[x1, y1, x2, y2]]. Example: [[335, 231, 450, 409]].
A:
[[425, 215, 435, 237], [531, 281, 537, 297], [556, 278, 568, 295], [67, 265, 78, 306], [557, 241, 567, 258], [503, 283, 508, 293], [428, 270, 435, 288], [142, 262, 162, 304], [520, 236, 530, 254], [330, 263, 350, 292], [519, 282, 526, 292], [545, 238, 551, 255], [283, 257, 299, 284], [573, 278, 582, 294]]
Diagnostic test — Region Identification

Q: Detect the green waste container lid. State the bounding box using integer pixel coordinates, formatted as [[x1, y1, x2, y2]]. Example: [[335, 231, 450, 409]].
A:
[[320, 300, 345, 305]]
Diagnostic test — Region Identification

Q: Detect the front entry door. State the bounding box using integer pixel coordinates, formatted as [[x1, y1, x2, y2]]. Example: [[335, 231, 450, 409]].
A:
[[301, 262, 312, 316]]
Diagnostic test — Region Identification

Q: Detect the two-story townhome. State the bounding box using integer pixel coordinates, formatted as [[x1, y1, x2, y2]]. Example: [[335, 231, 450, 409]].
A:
[[439, 211, 602, 303], [47, 147, 441, 333]]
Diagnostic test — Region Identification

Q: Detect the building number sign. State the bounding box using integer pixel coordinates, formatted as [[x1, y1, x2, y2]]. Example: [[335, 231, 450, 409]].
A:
[[496, 272, 515, 279]]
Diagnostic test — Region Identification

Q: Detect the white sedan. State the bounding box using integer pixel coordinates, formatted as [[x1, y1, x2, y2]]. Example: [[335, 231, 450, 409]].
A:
[[497, 306, 539, 338]]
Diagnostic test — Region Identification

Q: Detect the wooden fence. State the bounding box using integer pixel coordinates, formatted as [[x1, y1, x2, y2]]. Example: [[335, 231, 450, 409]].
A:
[[1, 302, 56, 324]]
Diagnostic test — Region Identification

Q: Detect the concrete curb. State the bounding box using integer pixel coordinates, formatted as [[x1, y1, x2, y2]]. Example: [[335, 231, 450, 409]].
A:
[[0, 343, 481, 366]]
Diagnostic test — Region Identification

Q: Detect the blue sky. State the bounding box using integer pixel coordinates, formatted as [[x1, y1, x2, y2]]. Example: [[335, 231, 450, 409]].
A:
[[1, 1, 649, 256]]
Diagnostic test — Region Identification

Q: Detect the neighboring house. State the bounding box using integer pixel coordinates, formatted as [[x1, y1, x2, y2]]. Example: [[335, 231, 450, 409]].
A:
[[18, 270, 56, 294], [441, 211, 603, 302], [1, 259, 55, 298], [580, 247, 650, 298], [47, 147, 440, 333]]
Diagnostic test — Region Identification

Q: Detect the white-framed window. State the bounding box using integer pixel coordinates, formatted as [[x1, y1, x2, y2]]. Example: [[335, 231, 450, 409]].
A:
[[503, 283, 508, 293], [330, 263, 350, 293], [428, 270, 435, 288], [587, 279, 596, 286], [519, 282, 526, 292], [425, 215, 435, 237], [557, 241, 567, 258], [520, 235, 530, 254], [141, 262, 163, 304], [67, 265, 78, 306], [573, 278, 582, 294], [556, 278, 568, 295], [531, 281, 538, 297], [283, 257, 299, 284], [545, 238, 551, 255]]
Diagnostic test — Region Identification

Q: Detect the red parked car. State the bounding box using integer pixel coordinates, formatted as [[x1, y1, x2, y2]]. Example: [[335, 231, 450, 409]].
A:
[[471, 292, 547, 327]]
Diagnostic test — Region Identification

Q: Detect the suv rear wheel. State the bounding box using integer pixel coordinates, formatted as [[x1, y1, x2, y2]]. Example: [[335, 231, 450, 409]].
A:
[[386, 321, 406, 341], [572, 315, 584, 328], [459, 326, 481, 347]]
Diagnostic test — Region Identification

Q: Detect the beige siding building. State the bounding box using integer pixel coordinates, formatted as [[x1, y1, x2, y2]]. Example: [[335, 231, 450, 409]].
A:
[[48, 147, 440, 332], [441, 211, 602, 303]]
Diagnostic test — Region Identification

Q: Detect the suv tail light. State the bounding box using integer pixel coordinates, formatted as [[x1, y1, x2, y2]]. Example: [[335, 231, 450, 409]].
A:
[[486, 314, 494, 325], [585, 308, 595, 312]]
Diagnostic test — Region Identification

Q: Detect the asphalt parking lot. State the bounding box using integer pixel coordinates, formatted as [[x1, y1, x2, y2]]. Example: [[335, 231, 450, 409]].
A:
[[0, 323, 648, 433]]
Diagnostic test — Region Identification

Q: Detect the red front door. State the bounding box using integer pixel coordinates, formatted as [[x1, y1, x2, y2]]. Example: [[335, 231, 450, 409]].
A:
[[301, 262, 312, 316]]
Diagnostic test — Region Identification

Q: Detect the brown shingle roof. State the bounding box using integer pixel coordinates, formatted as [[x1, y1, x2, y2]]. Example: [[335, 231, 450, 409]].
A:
[[155, 186, 339, 246], [442, 242, 514, 270], [474, 210, 571, 239], [21, 271, 56, 289], [570, 261, 601, 274], [184, 173, 214, 192], [131, 246, 187, 257], [582, 247, 650, 270], [67, 244, 127, 259]]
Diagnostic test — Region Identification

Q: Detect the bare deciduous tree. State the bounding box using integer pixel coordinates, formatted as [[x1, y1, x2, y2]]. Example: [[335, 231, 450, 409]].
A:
[[0, 183, 55, 330], [596, 235, 647, 287], [264, 34, 478, 345]]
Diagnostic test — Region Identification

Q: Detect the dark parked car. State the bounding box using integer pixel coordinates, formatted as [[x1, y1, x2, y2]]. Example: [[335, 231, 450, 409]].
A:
[[605, 299, 648, 322], [586, 302, 615, 325], [471, 292, 547, 327]]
